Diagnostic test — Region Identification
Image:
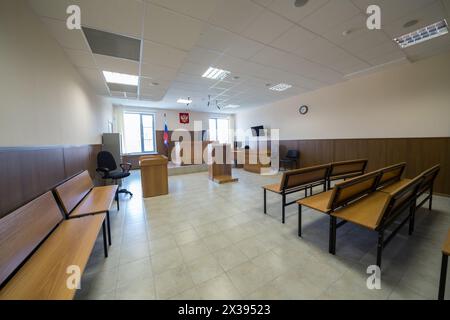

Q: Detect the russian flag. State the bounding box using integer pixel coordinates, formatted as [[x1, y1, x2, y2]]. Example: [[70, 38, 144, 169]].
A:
[[163, 121, 169, 147]]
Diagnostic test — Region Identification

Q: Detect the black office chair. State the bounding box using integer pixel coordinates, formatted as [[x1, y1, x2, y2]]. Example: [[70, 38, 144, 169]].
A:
[[96, 151, 133, 203], [279, 150, 299, 171]]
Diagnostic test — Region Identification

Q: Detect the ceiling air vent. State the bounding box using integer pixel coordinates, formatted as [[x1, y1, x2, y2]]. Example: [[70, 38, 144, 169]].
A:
[[82, 27, 141, 61]]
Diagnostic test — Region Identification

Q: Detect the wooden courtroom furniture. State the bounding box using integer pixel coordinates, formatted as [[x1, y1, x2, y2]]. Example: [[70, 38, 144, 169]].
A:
[[0, 192, 108, 299], [54, 170, 117, 245], [438, 229, 450, 300], [327, 159, 368, 189], [139, 155, 169, 197], [298, 163, 440, 267], [262, 164, 329, 223], [208, 144, 238, 184], [243, 149, 271, 174]]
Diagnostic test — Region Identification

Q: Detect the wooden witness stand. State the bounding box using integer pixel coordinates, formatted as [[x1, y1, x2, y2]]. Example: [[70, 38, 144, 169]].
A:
[[208, 143, 238, 184]]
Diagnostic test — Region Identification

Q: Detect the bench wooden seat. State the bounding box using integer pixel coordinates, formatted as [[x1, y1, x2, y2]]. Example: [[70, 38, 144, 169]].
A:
[[262, 164, 329, 223], [55, 170, 118, 245], [297, 190, 333, 213], [70, 185, 118, 218], [0, 192, 108, 300], [331, 192, 391, 230]]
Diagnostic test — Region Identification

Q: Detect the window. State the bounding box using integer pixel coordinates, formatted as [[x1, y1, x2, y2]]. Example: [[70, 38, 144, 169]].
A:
[[123, 112, 155, 154], [209, 118, 229, 144]]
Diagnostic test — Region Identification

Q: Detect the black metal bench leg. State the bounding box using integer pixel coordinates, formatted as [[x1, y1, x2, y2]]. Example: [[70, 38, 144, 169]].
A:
[[429, 187, 434, 210], [329, 216, 337, 254], [327, 179, 331, 191], [102, 221, 108, 258], [305, 188, 307, 197], [409, 204, 415, 235], [438, 253, 448, 300], [298, 205, 302, 237], [282, 193, 286, 224], [106, 210, 112, 246], [263, 189, 267, 214], [376, 230, 384, 268]]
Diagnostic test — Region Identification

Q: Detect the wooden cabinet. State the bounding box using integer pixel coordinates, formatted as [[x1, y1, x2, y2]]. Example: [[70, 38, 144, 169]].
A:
[[139, 155, 169, 198]]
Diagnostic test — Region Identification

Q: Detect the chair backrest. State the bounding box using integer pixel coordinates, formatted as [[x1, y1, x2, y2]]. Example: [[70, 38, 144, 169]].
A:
[[281, 164, 329, 190], [0, 192, 63, 286], [328, 171, 381, 210], [97, 151, 117, 171], [417, 164, 440, 195], [329, 159, 368, 178], [376, 163, 407, 189], [54, 170, 94, 215], [286, 150, 299, 159], [377, 175, 424, 228]]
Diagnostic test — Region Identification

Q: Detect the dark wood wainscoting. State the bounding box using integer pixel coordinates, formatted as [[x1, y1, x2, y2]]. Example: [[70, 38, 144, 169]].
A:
[[279, 137, 450, 196], [0, 144, 101, 219]]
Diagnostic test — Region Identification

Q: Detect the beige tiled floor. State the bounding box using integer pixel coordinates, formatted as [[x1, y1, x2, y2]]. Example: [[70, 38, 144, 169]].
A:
[[76, 169, 450, 300]]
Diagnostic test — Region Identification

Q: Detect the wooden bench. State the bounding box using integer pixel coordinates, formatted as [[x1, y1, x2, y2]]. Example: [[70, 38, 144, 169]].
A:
[[0, 192, 108, 299], [378, 164, 440, 210], [262, 164, 329, 223], [54, 170, 117, 245], [327, 159, 368, 189], [438, 229, 450, 300]]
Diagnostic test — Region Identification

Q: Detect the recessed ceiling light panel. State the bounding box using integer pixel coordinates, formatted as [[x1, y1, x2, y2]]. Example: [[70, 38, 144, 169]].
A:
[[224, 104, 240, 109], [394, 19, 448, 48], [269, 83, 292, 92], [202, 67, 231, 80], [103, 71, 138, 86]]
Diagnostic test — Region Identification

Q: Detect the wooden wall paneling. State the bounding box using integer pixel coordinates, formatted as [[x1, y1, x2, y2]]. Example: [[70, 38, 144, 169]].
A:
[[406, 138, 448, 194], [279, 140, 299, 168], [384, 138, 408, 168], [333, 139, 369, 163], [364, 139, 387, 172], [63, 146, 90, 178], [296, 139, 334, 168], [0, 148, 66, 219]]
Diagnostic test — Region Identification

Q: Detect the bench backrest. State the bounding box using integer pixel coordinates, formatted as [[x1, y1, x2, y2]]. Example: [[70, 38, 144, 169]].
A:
[[376, 163, 407, 189], [0, 192, 63, 286], [281, 164, 330, 190], [54, 170, 94, 215], [328, 171, 380, 210], [329, 159, 368, 178], [418, 164, 440, 195], [377, 176, 424, 228]]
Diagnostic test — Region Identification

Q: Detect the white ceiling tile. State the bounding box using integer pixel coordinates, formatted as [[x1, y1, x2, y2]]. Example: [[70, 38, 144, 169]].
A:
[[139, 77, 170, 96], [147, 0, 220, 21], [251, 0, 274, 7], [271, 26, 317, 53], [196, 26, 236, 51], [267, 0, 330, 22], [224, 36, 265, 59], [140, 63, 179, 81], [351, 0, 438, 24], [383, 1, 447, 38], [299, 0, 361, 35], [64, 49, 96, 68], [186, 46, 222, 65], [353, 41, 402, 62], [79, 0, 144, 38], [321, 14, 368, 45], [208, 0, 263, 33], [94, 54, 139, 75], [339, 30, 392, 55], [41, 18, 90, 51], [242, 9, 293, 44], [367, 50, 408, 66], [28, 0, 75, 20], [141, 41, 187, 68], [178, 61, 210, 76], [143, 3, 204, 50]]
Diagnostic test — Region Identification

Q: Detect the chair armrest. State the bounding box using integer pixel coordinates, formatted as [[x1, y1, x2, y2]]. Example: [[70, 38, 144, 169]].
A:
[[96, 167, 110, 178], [120, 163, 132, 172]]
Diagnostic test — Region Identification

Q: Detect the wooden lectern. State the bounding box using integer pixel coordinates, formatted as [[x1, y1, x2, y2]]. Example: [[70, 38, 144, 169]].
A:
[[139, 155, 169, 198], [208, 143, 238, 184]]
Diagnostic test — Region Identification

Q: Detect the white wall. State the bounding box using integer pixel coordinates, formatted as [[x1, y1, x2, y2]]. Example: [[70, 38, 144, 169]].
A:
[[0, 0, 113, 147], [236, 52, 450, 140]]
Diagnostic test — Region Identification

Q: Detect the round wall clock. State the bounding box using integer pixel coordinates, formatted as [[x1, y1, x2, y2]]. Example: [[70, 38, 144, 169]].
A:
[[299, 105, 308, 115]]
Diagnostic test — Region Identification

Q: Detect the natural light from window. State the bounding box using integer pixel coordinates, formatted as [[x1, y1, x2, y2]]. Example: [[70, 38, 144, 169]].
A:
[[209, 118, 229, 144], [123, 112, 155, 154]]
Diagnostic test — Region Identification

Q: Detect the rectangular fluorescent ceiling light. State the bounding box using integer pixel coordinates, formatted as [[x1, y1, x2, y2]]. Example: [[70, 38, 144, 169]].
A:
[[224, 104, 240, 109], [103, 71, 138, 86], [177, 98, 192, 104], [202, 67, 230, 80], [269, 83, 292, 92], [394, 19, 448, 48]]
